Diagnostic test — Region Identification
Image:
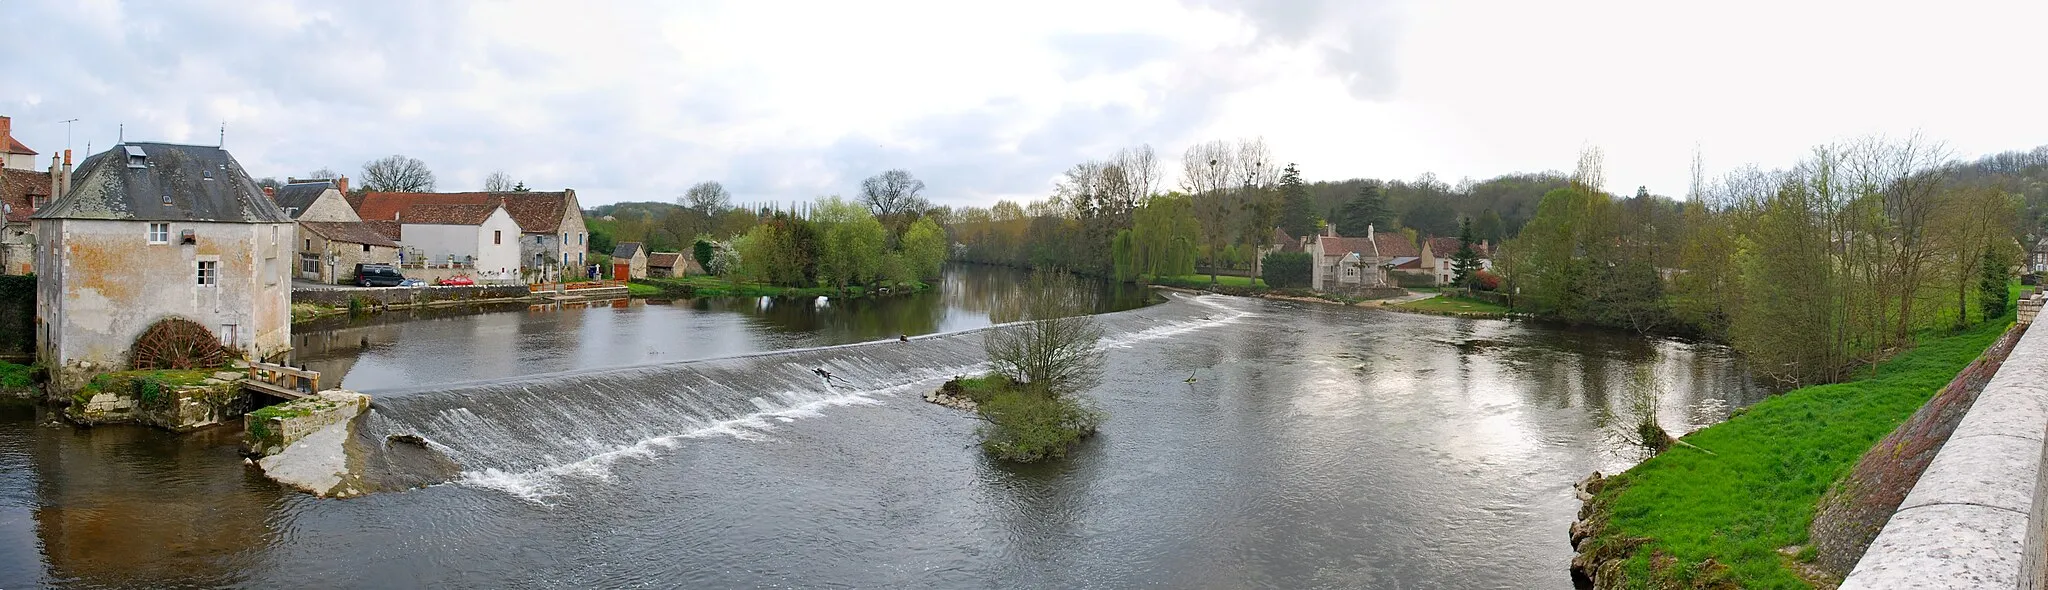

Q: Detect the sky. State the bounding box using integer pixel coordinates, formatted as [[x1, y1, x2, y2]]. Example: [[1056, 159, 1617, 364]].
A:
[[2, 0, 2044, 208]]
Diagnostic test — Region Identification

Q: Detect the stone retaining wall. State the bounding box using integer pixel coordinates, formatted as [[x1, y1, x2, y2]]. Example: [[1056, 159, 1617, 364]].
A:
[[243, 390, 371, 456], [1841, 321, 2048, 589], [292, 285, 531, 309]]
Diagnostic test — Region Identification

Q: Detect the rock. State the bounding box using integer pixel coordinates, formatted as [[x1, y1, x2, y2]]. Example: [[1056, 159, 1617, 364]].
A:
[[212, 371, 244, 382], [387, 433, 428, 447]]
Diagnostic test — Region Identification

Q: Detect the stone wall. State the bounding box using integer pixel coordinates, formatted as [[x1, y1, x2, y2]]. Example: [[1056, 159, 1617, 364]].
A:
[[291, 284, 531, 308], [242, 389, 370, 457], [1840, 321, 2048, 589], [65, 370, 249, 431]]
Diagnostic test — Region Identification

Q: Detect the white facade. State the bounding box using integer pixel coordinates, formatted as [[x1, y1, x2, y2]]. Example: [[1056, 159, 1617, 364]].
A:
[[2, 153, 32, 171], [399, 206, 521, 279], [35, 218, 294, 390]]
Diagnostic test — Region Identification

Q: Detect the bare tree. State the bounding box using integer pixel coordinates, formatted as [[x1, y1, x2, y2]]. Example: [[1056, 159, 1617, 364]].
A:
[[680, 181, 732, 214], [360, 155, 436, 192], [484, 170, 516, 192], [1113, 144, 1159, 204], [983, 271, 1105, 397], [860, 169, 929, 219], [1182, 140, 1237, 284], [254, 177, 282, 191], [1572, 146, 1606, 196], [1233, 137, 1281, 278]]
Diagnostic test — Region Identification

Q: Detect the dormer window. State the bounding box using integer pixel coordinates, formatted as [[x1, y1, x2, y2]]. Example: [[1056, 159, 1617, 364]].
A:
[[125, 145, 147, 168], [161, 195, 172, 206]]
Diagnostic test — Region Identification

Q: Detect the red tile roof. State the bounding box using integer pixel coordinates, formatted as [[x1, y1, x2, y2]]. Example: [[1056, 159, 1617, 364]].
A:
[[1318, 232, 1419, 260], [360, 220, 402, 241], [300, 221, 402, 247], [647, 252, 682, 269], [399, 203, 500, 225], [1423, 236, 1490, 259], [354, 191, 572, 234], [0, 168, 51, 223], [4, 136, 35, 156], [1374, 233, 1419, 258]]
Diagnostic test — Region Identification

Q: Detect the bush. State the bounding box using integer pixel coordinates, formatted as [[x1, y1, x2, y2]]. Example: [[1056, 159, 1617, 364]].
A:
[[1261, 251, 1313, 288], [975, 388, 1103, 463], [1472, 269, 1503, 291]]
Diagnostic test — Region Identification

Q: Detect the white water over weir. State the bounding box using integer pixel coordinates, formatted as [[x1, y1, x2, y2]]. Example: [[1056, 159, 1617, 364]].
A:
[[357, 292, 1250, 500]]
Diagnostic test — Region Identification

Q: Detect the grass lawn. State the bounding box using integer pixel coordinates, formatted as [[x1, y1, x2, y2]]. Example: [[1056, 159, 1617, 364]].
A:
[[1149, 274, 1267, 289], [1587, 311, 2015, 588], [1395, 294, 1509, 314]]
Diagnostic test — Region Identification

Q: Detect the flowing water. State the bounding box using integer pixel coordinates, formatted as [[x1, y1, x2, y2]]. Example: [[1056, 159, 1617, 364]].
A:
[[0, 267, 1763, 589]]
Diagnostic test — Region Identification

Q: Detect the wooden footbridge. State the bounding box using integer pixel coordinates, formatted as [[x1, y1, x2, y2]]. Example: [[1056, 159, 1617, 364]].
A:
[[243, 362, 320, 401]]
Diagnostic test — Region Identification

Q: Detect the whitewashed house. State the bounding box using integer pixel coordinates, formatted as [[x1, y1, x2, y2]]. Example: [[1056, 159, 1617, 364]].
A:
[[394, 203, 522, 279]]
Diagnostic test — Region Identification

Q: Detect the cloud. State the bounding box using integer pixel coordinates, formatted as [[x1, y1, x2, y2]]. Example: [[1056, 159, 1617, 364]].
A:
[[1190, 0, 1407, 100]]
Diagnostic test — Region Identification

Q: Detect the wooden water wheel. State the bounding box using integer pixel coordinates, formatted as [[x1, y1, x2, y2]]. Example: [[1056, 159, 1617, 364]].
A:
[[131, 317, 230, 370]]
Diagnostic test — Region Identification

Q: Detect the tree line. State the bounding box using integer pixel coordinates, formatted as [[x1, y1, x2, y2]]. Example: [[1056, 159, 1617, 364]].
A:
[[586, 171, 949, 291], [1505, 138, 2035, 387]]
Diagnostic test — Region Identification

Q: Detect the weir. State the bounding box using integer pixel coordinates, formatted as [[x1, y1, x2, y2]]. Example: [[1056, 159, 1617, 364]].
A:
[[355, 292, 1252, 498]]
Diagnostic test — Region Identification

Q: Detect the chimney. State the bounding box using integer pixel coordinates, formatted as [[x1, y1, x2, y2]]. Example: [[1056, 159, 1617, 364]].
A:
[[336, 175, 349, 194], [48, 154, 60, 202], [1324, 222, 1337, 238], [60, 149, 72, 198], [1367, 224, 1375, 243], [262, 186, 276, 199], [0, 116, 10, 149]]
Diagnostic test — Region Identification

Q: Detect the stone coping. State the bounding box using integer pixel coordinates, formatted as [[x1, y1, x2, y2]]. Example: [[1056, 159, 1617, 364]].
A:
[[1842, 325, 2048, 589]]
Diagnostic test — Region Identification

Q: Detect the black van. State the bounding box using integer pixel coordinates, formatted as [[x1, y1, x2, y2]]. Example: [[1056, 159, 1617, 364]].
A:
[[354, 264, 407, 287]]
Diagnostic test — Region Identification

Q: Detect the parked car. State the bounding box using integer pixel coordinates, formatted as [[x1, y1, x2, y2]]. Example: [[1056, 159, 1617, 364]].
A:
[[398, 278, 426, 287], [436, 276, 476, 286], [354, 264, 408, 287]]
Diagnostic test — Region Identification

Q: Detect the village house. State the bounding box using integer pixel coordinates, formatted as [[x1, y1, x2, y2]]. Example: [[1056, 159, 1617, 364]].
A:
[[390, 203, 522, 279], [0, 116, 36, 171], [0, 118, 52, 274], [349, 190, 588, 281], [1419, 236, 1492, 286], [33, 142, 295, 391], [612, 242, 648, 279], [266, 178, 400, 284], [1306, 223, 1417, 293]]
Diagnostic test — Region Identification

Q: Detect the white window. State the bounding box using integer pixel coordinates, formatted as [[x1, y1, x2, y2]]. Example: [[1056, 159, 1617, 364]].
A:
[[197, 261, 218, 286], [300, 254, 320, 273], [148, 223, 170, 244]]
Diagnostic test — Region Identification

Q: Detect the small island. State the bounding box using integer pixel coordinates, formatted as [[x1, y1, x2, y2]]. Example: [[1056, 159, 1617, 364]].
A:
[[926, 272, 1107, 463]]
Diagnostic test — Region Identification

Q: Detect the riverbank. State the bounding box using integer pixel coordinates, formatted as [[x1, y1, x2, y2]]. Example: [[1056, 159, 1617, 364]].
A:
[[290, 284, 540, 323], [627, 276, 930, 299], [1388, 294, 1512, 319], [1571, 313, 2016, 588]]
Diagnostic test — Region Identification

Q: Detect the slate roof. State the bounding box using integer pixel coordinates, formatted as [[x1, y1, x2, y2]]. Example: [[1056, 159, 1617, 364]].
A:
[[399, 203, 500, 225], [31, 143, 292, 223], [612, 242, 644, 259], [647, 252, 681, 269], [300, 221, 401, 247], [354, 191, 573, 233], [1, 168, 51, 224], [271, 181, 333, 218]]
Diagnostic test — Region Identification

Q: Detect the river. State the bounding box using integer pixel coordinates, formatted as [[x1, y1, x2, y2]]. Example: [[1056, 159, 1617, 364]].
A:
[[0, 266, 1761, 589]]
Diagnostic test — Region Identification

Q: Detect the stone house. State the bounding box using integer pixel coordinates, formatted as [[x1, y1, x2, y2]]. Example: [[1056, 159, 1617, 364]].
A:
[[32, 142, 295, 392], [349, 190, 588, 281], [612, 242, 647, 279], [297, 222, 401, 283], [267, 177, 400, 284], [393, 203, 522, 280], [1419, 236, 1492, 286], [1307, 224, 1418, 292], [647, 252, 682, 278], [0, 159, 55, 275]]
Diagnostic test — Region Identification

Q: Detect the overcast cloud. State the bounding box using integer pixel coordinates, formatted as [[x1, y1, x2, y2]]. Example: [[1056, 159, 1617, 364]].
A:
[[3, 0, 2044, 207]]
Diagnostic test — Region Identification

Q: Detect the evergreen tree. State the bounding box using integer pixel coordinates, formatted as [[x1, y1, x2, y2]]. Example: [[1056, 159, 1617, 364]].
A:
[[1452, 217, 1483, 291], [1473, 208, 1505, 243], [1336, 182, 1392, 236], [1277, 163, 1316, 238], [1980, 250, 2011, 320]]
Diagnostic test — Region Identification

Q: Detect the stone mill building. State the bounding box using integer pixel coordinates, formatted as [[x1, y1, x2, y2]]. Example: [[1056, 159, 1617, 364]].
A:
[[32, 142, 295, 391]]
